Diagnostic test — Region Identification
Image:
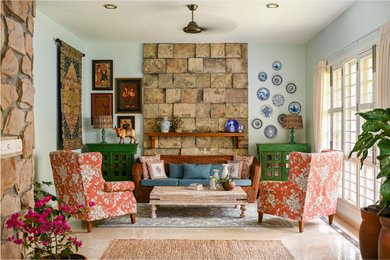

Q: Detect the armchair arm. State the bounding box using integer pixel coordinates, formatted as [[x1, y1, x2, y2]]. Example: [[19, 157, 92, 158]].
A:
[[259, 181, 289, 192], [250, 158, 261, 188], [104, 181, 135, 192]]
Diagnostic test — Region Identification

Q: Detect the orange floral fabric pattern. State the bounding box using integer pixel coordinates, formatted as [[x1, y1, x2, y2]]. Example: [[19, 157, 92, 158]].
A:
[[104, 181, 135, 192]]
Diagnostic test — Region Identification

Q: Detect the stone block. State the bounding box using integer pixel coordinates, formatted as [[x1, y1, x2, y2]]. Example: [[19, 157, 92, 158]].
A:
[[181, 147, 218, 155], [196, 103, 210, 118], [25, 33, 33, 59], [144, 89, 165, 104], [1, 83, 18, 110], [166, 59, 187, 73], [1, 18, 5, 51], [226, 89, 248, 103], [144, 135, 152, 149], [173, 103, 195, 118], [196, 43, 210, 57], [188, 58, 203, 73], [196, 74, 211, 88], [164, 149, 181, 155], [181, 118, 196, 132], [143, 74, 158, 88], [196, 118, 218, 132], [27, 12, 33, 35], [203, 58, 226, 73], [226, 43, 241, 58], [158, 43, 173, 58], [211, 104, 226, 118], [196, 136, 216, 148], [218, 148, 234, 155], [211, 73, 232, 88], [1, 241, 22, 260], [215, 137, 234, 148], [173, 74, 195, 88], [226, 58, 248, 73], [5, 17, 25, 55], [18, 78, 35, 108], [181, 137, 195, 148], [4, 0, 29, 22], [143, 104, 159, 118], [173, 43, 195, 58], [241, 44, 248, 59], [143, 43, 157, 58], [158, 104, 173, 118], [181, 89, 203, 103], [144, 149, 180, 156], [203, 88, 226, 103], [158, 136, 181, 148], [226, 104, 248, 118], [218, 118, 227, 132], [21, 56, 32, 77], [1, 194, 21, 217], [165, 89, 181, 103], [21, 188, 34, 209], [233, 73, 248, 88], [3, 107, 25, 135], [158, 73, 173, 88], [211, 43, 225, 58], [143, 59, 165, 74], [1, 48, 18, 78], [144, 119, 159, 133], [234, 149, 249, 155], [1, 158, 17, 196], [22, 124, 34, 158], [25, 110, 33, 123]]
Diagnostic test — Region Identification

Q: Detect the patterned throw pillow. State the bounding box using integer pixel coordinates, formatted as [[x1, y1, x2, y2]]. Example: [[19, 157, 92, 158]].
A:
[[147, 161, 167, 180], [233, 155, 254, 179], [227, 160, 243, 179], [139, 155, 160, 179]]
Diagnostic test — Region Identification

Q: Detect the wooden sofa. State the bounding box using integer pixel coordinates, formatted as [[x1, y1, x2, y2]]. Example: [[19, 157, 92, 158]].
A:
[[132, 155, 261, 203]]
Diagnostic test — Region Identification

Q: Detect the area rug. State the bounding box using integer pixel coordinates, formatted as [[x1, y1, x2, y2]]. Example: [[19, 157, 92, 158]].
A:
[[98, 203, 293, 228], [101, 239, 295, 259]]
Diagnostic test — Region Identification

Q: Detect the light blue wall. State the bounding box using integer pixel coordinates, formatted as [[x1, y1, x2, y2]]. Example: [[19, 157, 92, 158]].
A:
[[305, 1, 390, 151]]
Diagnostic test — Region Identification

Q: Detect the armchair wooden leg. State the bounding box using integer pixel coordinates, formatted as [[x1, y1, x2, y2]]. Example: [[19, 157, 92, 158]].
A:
[[87, 221, 92, 233], [130, 214, 136, 224], [258, 212, 263, 223], [298, 221, 304, 233], [328, 214, 334, 225]]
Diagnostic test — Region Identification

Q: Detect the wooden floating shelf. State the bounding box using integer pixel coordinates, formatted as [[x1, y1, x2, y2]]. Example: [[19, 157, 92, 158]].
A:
[[146, 132, 247, 149]]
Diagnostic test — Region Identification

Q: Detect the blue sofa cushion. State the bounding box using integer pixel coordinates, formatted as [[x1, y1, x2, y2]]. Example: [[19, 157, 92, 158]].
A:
[[233, 179, 252, 186], [183, 163, 211, 179], [140, 178, 179, 187], [210, 164, 223, 177], [178, 179, 211, 186], [168, 163, 183, 178]]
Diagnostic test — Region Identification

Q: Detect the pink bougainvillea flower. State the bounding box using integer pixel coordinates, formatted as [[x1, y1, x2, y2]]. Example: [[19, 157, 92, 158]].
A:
[[88, 201, 95, 207]]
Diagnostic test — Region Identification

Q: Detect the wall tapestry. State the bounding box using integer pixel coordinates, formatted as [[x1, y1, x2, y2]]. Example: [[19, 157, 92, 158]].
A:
[[115, 78, 143, 113], [58, 40, 84, 150]]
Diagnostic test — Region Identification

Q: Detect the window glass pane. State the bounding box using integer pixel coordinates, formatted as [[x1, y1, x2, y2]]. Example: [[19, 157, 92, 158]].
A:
[[321, 112, 331, 150], [333, 112, 342, 150], [360, 166, 375, 207], [344, 161, 357, 205], [333, 68, 342, 108], [360, 55, 373, 104]]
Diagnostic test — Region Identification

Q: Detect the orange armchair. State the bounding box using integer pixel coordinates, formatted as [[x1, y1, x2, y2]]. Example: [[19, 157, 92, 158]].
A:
[[49, 150, 137, 232], [257, 151, 343, 232]]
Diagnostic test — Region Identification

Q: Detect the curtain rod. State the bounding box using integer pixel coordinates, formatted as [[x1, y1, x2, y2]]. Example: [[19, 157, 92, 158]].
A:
[[55, 38, 85, 57]]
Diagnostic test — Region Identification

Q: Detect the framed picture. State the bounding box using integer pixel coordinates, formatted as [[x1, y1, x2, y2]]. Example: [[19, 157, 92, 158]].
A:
[[91, 93, 113, 125], [92, 60, 113, 90], [115, 78, 142, 113], [117, 116, 135, 132]]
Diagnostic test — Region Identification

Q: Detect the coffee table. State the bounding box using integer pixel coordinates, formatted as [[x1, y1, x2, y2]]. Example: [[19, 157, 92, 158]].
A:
[[149, 186, 248, 218]]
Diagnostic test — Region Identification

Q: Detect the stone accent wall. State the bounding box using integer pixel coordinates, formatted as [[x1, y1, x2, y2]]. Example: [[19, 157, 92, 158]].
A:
[[143, 43, 248, 155], [1, 1, 35, 258]]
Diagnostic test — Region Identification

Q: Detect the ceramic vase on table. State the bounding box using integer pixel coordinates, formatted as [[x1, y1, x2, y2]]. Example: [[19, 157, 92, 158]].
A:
[[223, 181, 236, 191], [158, 117, 172, 133], [221, 164, 229, 179], [210, 170, 219, 190]]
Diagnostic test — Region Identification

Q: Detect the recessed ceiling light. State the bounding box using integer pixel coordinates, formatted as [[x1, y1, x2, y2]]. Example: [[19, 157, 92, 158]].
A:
[[104, 4, 117, 9], [266, 3, 279, 8]]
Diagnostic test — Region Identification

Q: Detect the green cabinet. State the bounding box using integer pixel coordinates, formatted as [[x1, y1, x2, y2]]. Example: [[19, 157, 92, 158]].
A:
[[257, 143, 307, 181], [85, 143, 137, 182]]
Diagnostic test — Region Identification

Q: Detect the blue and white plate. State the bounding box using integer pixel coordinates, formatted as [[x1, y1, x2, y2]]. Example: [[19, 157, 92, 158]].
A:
[[272, 75, 283, 86], [272, 94, 285, 107], [278, 114, 286, 125], [257, 87, 270, 101], [238, 124, 245, 133], [286, 83, 297, 94], [272, 61, 282, 71], [288, 101, 302, 114], [225, 119, 239, 133], [264, 125, 278, 138], [260, 105, 273, 118], [252, 119, 263, 129], [258, 72, 268, 82]]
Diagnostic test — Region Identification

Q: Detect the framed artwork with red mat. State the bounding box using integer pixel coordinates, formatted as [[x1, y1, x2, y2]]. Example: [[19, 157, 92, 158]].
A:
[[91, 93, 113, 125]]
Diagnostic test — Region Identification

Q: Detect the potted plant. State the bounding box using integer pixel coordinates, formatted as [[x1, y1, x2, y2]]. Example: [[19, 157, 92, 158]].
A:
[[212, 173, 236, 191], [349, 108, 390, 259]]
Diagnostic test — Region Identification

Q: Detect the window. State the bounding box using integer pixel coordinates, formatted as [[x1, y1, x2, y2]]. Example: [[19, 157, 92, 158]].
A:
[[322, 46, 380, 208]]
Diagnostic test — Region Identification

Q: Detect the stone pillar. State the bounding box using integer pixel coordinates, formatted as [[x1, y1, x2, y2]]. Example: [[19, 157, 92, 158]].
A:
[[1, 1, 35, 258]]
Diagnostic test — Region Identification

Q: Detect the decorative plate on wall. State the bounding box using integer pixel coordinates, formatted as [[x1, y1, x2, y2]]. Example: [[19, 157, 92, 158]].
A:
[[252, 118, 263, 129], [260, 105, 273, 118], [288, 101, 302, 114], [272, 94, 285, 107], [225, 119, 239, 133], [258, 72, 268, 82], [272, 75, 283, 86], [272, 61, 282, 71], [264, 125, 278, 138], [257, 87, 270, 101], [278, 114, 286, 125], [286, 83, 297, 94]]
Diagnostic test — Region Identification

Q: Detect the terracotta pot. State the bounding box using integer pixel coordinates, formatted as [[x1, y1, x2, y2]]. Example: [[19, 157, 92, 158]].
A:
[[223, 181, 236, 191], [43, 253, 87, 259], [359, 207, 381, 259], [379, 216, 390, 259]]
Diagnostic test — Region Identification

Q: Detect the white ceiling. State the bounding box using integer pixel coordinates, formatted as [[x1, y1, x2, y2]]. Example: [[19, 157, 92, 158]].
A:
[[37, 0, 356, 44]]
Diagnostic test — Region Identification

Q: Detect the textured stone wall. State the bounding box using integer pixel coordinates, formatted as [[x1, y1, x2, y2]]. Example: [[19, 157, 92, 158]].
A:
[[143, 43, 248, 155], [1, 1, 35, 258]]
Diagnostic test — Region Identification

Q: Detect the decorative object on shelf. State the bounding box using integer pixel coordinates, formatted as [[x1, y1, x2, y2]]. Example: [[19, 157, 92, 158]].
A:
[[282, 115, 303, 144], [278, 114, 286, 125], [225, 119, 239, 133], [252, 119, 263, 129], [272, 94, 285, 107], [92, 60, 113, 90], [257, 87, 270, 101], [91, 93, 113, 126], [173, 118, 183, 133], [212, 172, 236, 191], [94, 115, 113, 144], [221, 163, 229, 178], [264, 125, 278, 139], [286, 83, 297, 94], [260, 105, 273, 118], [238, 124, 245, 133], [115, 127, 136, 144], [272, 75, 283, 85], [158, 117, 172, 133], [288, 101, 302, 114], [115, 78, 142, 113], [272, 61, 282, 71], [258, 72, 268, 82], [117, 116, 135, 132]]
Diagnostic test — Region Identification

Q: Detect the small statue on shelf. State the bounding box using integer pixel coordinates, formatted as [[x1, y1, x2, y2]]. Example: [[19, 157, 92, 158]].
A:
[[114, 126, 136, 144], [173, 118, 183, 133]]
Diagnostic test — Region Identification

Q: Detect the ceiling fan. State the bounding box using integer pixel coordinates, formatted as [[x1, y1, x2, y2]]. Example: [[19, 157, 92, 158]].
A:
[[183, 4, 204, 34]]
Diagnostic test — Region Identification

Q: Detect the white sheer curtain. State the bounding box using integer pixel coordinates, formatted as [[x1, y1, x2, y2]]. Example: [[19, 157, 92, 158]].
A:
[[378, 21, 390, 108], [313, 60, 327, 152]]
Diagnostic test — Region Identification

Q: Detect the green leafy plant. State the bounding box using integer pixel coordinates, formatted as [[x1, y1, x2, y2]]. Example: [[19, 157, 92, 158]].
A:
[[348, 108, 390, 216], [212, 173, 233, 187]]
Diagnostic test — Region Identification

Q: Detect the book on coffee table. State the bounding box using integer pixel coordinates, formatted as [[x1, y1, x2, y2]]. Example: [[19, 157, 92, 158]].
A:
[[188, 183, 203, 191]]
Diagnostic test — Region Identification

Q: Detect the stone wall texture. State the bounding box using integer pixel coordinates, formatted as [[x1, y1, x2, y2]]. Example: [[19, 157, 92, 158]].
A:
[[143, 43, 248, 155], [1, 1, 35, 258]]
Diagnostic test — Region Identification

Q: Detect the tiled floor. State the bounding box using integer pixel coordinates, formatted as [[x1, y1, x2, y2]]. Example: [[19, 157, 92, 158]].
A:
[[70, 212, 361, 259]]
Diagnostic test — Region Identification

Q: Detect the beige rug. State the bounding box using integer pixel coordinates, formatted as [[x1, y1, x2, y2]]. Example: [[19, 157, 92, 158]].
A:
[[101, 239, 295, 259]]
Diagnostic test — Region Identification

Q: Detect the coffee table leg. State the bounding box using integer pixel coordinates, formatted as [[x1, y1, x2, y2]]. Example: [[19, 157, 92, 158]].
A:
[[151, 205, 157, 218], [240, 205, 246, 218], [235, 205, 240, 209]]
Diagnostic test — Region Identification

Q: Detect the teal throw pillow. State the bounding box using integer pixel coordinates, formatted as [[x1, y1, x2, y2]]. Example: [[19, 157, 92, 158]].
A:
[[210, 164, 223, 177], [183, 163, 211, 179], [168, 163, 183, 178]]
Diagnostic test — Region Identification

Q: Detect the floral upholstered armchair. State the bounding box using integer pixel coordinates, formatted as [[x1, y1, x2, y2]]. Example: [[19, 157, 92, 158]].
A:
[[49, 150, 137, 232], [257, 151, 343, 232]]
